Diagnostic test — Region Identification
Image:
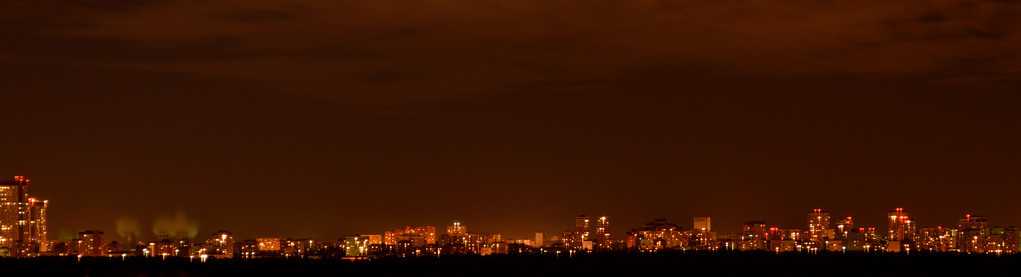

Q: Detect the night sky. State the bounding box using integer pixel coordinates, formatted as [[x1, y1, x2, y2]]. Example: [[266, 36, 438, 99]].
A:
[[2, 1, 1021, 242]]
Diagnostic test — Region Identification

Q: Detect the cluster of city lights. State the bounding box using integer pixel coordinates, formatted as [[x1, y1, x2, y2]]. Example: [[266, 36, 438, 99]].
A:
[[3, 176, 1019, 259]]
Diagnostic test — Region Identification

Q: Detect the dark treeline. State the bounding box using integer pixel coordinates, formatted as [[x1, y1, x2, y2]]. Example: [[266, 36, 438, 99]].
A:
[[4, 252, 1021, 277]]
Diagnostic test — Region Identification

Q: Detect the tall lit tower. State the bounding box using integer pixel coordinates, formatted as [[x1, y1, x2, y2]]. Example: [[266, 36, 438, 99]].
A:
[[807, 209, 830, 242], [575, 215, 590, 241], [0, 176, 31, 255], [28, 198, 48, 252], [835, 217, 853, 239], [595, 216, 610, 248], [956, 214, 989, 253], [211, 230, 235, 258], [888, 208, 914, 241]]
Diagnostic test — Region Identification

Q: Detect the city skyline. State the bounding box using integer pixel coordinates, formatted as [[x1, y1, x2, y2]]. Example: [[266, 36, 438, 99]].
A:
[[3, 2, 1020, 277], [5, 175, 1018, 245], [11, 176, 1021, 243], [5, 174, 1021, 260], [4, 0, 1021, 254], [69, 210, 1021, 243]]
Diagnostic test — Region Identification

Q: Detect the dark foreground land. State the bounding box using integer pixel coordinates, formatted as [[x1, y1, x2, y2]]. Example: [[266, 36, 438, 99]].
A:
[[5, 252, 1021, 277]]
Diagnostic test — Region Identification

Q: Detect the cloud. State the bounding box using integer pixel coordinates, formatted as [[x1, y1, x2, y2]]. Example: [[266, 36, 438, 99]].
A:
[[115, 216, 141, 237], [152, 210, 200, 238], [1, 0, 1018, 104], [214, 8, 299, 23]]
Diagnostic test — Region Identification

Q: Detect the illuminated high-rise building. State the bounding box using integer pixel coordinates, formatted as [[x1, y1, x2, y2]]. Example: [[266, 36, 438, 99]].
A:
[[77, 230, 106, 257], [344, 234, 382, 256], [692, 217, 716, 249], [344, 236, 368, 256], [740, 221, 768, 251], [0, 176, 32, 256], [625, 218, 687, 251], [234, 239, 257, 258], [957, 214, 989, 231], [28, 197, 47, 253], [829, 218, 853, 242], [364, 234, 382, 246], [956, 214, 989, 253], [384, 226, 436, 246], [575, 215, 590, 241], [535, 232, 544, 247], [835, 217, 853, 238], [210, 230, 234, 258], [999, 228, 1020, 254], [742, 221, 768, 237], [148, 236, 175, 257], [257, 237, 283, 252], [447, 222, 466, 236], [595, 216, 610, 247], [596, 216, 608, 249], [887, 208, 914, 242], [916, 226, 955, 252], [807, 209, 830, 242], [693, 217, 711, 232]]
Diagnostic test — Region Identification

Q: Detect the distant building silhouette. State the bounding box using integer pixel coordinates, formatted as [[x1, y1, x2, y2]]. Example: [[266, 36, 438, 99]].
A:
[[0, 176, 48, 257]]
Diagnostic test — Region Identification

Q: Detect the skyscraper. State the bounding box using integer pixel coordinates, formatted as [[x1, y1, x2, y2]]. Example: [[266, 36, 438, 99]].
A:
[[595, 216, 610, 238], [535, 232, 544, 248], [740, 221, 768, 251], [835, 217, 853, 240], [807, 209, 830, 242], [210, 230, 234, 258], [0, 176, 31, 256], [956, 214, 989, 253], [595, 216, 611, 249], [887, 208, 914, 241], [28, 198, 47, 253], [77, 230, 106, 257], [575, 215, 590, 241]]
